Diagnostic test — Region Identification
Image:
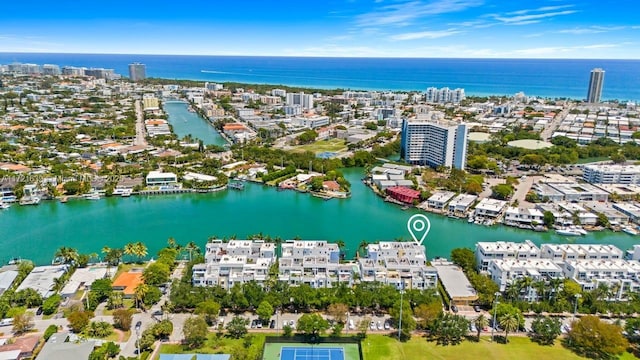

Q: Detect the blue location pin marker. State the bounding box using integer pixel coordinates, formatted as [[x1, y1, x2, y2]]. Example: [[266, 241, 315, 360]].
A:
[[407, 214, 431, 245]]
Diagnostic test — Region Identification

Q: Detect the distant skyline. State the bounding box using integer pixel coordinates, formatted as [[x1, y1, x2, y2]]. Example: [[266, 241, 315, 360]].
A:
[[1, 0, 639, 59]]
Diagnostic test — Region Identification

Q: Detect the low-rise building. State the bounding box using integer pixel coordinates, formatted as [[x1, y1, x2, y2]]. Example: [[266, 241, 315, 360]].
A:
[[474, 198, 507, 219], [447, 194, 477, 215], [279, 240, 345, 288], [359, 242, 437, 290], [562, 260, 640, 300], [385, 186, 420, 204], [60, 265, 109, 299], [540, 244, 624, 263], [145, 171, 177, 186], [583, 164, 640, 184], [475, 240, 540, 272], [488, 259, 563, 297], [112, 271, 143, 298], [612, 203, 640, 224], [432, 259, 478, 305], [16, 264, 68, 298], [192, 240, 276, 289], [504, 207, 544, 226], [35, 332, 95, 360], [427, 191, 455, 211]]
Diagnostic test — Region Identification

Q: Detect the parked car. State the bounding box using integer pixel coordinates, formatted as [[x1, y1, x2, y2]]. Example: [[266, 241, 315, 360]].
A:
[[348, 319, 355, 330], [473, 305, 481, 312], [135, 321, 142, 331], [35, 307, 43, 316], [377, 321, 383, 330], [269, 319, 276, 329], [384, 320, 390, 330], [451, 305, 458, 313], [289, 320, 295, 329], [370, 321, 376, 330]]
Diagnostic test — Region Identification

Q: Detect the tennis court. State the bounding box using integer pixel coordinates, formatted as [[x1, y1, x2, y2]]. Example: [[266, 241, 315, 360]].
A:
[[262, 342, 360, 360], [280, 346, 344, 360]]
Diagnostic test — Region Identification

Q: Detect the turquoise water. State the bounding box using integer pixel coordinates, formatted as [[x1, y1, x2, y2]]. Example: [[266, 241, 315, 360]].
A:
[[164, 101, 227, 146], [0, 168, 636, 265]]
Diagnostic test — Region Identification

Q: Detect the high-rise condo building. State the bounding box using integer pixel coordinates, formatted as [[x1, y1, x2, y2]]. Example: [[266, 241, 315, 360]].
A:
[[587, 68, 604, 103], [128, 62, 146, 81], [401, 119, 468, 169]]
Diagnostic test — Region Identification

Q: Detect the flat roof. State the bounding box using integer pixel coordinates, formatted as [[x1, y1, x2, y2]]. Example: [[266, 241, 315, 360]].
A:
[[16, 265, 67, 298], [432, 261, 477, 300], [112, 271, 143, 295], [0, 270, 18, 294], [507, 139, 554, 150]]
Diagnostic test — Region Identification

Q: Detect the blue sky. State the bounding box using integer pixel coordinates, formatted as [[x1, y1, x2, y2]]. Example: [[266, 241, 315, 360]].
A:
[[1, 0, 639, 58]]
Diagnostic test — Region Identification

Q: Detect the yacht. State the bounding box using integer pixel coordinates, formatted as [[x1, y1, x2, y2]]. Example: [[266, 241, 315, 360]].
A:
[[19, 196, 41, 206], [85, 192, 101, 200], [622, 226, 639, 236], [569, 225, 588, 235], [556, 227, 583, 236], [0, 202, 10, 210]]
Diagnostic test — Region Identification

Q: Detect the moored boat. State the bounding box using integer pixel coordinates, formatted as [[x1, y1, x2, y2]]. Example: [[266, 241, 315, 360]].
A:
[[556, 228, 583, 236]]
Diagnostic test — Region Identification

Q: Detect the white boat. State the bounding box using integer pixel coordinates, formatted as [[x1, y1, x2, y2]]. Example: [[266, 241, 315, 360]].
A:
[[570, 226, 588, 235], [622, 227, 639, 236], [0, 202, 10, 210], [19, 196, 41, 206], [85, 193, 101, 200], [556, 228, 583, 236], [121, 189, 132, 197]]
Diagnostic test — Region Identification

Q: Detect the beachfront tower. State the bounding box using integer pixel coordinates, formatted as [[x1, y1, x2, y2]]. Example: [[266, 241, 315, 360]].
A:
[[128, 62, 146, 81], [587, 68, 604, 103], [401, 119, 468, 169]]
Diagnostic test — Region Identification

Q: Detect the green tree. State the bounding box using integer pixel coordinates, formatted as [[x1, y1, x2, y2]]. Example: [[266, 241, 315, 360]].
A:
[[450, 248, 476, 272], [531, 316, 562, 345], [143, 261, 170, 286], [44, 324, 58, 341], [326, 303, 349, 324], [226, 316, 249, 339], [183, 316, 208, 349], [499, 312, 519, 343], [67, 310, 93, 333], [596, 213, 610, 228], [12, 312, 34, 335], [389, 299, 416, 340], [256, 300, 274, 324], [474, 314, 489, 342], [429, 312, 469, 346], [42, 294, 61, 315], [86, 321, 113, 338], [491, 184, 514, 200], [568, 315, 628, 359], [543, 211, 555, 228], [195, 300, 221, 326], [112, 308, 134, 331], [415, 302, 442, 330], [296, 313, 330, 337]]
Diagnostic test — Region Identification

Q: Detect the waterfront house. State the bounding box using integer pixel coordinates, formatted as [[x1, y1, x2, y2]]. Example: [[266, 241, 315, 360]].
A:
[[385, 186, 420, 204], [279, 240, 344, 288], [145, 171, 178, 187], [359, 242, 437, 290], [0, 270, 19, 296], [427, 191, 455, 211], [112, 271, 143, 298], [35, 333, 95, 360], [540, 244, 624, 263], [16, 264, 68, 298], [447, 194, 477, 216], [504, 207, 544, 226], [488, 259, 563, 299], [474, 198, 508, 219], [562, 260, 640, 300]]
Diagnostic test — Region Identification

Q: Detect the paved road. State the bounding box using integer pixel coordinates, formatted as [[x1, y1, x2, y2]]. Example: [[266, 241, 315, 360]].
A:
[[541, 105, 571, 141], [134, 100, 148, 147]]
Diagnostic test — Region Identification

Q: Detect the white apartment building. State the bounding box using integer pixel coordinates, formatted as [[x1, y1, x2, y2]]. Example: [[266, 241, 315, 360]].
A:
[[583, 164, 640, 185], [425, 87, 465, 104], [192, 240, 276, 289], [474, 198, 508, 219], [279, 240, 346, 288], [613, 203, 640, 224], [358, 242, 437, 290], [504, 207, 544, 226], [401, 119, 468, 169], [562, 260, 640, 300], [540, 244, 624, 263], [475, 240, 540, 272], [426, 191, 456, 210], [532, 181, 609, 202], [448, 194, 477, 215], [145, 171, 177, 186], [286, 92, 314, 110], [488, 259, 563, 296]]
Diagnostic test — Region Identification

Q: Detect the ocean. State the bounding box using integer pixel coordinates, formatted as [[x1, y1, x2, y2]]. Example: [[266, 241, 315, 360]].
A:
[[1, 53, 639, 101]]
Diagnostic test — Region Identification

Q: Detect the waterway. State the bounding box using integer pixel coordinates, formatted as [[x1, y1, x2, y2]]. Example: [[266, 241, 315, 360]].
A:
[[164, 101, 227, 147], [0, 166, 637, 265]]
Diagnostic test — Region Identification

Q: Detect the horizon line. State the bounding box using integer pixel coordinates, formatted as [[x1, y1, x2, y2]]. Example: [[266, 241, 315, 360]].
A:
[[0, 51, 639, 61]]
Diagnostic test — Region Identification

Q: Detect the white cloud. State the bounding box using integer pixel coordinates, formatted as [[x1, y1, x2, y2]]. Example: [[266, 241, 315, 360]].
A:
[[355, 0, 483, 27], [558, 26, 625, 34], [491, 10, 577, 25], [389, 29, 463, 40]]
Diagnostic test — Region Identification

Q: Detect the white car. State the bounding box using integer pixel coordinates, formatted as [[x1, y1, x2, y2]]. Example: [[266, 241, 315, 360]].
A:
[[370, 321, 376, 330], [348, 319, 355, 330], [377, 321, 383, 330]]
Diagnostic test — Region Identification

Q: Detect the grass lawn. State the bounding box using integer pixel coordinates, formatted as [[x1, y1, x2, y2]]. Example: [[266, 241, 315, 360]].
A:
[[292, 139, 347, 154], [156, 333, 266, 359], [361, 335, 599, 360]]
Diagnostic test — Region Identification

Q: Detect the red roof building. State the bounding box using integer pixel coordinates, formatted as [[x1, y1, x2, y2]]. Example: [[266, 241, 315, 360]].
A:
[[386, 186, 420, 204]]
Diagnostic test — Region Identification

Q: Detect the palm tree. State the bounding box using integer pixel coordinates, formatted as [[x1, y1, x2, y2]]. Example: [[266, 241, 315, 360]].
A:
[[134, 283, 149, 309], [474, 314, 489, 342], [499, 313, 519, 343], [54, 246, 78, 265], [336, 240, 346, 261], [532, 280, 546, 302], [519, 276, 534, 302], [133, 241, 148, 262], [124, 243, 136, 262], [357, 240, 369, 259], [504, 283, 519, 301], [548, 278, 564, 301], [167, 237, 178, 249], [184, 241, 200, 262]]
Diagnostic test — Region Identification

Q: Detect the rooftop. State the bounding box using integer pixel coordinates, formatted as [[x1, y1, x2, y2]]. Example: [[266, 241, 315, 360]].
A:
[[112, 271, 143, 295], [432, 261, 477, 300]]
